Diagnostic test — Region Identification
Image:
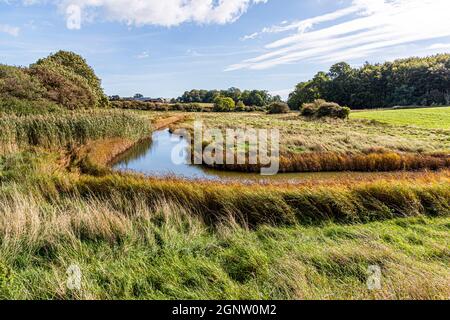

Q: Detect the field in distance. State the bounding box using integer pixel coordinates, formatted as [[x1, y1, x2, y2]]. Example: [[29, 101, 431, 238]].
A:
[[351, 106, 450, 130]]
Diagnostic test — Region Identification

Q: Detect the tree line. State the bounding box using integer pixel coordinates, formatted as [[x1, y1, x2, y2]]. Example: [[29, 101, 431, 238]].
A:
[[177, 88, 282, 107], [288, 54, 450, 110]]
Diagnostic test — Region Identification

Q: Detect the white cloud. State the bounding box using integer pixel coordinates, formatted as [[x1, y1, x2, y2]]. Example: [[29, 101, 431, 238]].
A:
[[428, 43, 450, 50], [136, 51, 150, 59], [55, 0, 267, 28], [229, 0, 450, 71], [0, 24, 20, 36], [269, 88, 292, 99]]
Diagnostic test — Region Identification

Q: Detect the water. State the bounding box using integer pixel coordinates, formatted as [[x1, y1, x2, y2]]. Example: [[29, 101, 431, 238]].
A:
[[111, 129, 410, 182], [112, 129, 215, 180]]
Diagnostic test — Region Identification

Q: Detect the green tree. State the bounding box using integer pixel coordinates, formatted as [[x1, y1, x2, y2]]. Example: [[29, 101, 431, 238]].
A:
[[31, 51, 109, 108], [213, 96, 235, 112]]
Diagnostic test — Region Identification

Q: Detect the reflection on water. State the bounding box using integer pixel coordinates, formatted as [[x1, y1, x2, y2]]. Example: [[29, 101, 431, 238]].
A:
[[112, 129, 214, 179], [111, 129, 405, 182]]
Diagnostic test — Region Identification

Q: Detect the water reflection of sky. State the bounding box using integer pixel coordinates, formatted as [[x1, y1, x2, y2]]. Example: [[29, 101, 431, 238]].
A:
[[112, 129, 409, 183], [112, 129, 219, 180]]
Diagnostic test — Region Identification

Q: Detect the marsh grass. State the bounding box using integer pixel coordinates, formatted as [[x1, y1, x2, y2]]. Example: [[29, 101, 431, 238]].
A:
[[0, 110, 152, 151], [176, 112, 450, 172], [66, 172, 450, 227], [0, 185, 448, 300]]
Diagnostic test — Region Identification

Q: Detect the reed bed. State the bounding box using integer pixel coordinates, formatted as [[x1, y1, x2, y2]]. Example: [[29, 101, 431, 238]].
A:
[[205, 151, 450, 173], [0, 110, 152, 151], [66, 173, 450, 227]]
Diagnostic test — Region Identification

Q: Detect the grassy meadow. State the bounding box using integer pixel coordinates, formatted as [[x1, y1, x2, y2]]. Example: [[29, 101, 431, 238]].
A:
[[0, 103, 449, 300], [174, 109, 450, 172], [351, 107, 450, 130]]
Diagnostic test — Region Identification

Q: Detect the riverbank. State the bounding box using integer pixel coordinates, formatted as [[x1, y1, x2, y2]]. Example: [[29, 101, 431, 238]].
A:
[[1, 108, 449, 300]]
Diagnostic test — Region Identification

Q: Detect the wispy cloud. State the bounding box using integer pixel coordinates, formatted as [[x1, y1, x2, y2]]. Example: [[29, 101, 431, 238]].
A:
[[135, 51, 150, 59], [228, 0, 450, 71], [0, 24, 20, 36], [10, 0, 268, 29], [428, 43, 450, 50]]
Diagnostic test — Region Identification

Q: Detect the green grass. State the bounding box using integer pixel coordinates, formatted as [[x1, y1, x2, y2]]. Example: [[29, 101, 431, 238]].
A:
[[0, 110, 152, 151], [0, 185, 448, 300], [179, 111, 449, 155], [351, 107, 450, 130]]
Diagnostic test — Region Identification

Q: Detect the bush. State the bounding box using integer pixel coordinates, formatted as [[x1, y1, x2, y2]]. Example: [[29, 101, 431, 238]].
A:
[[30, 63, 98, 110], [34, 51, 109, 108], [0, 65, 46, 100], [300, 103, 317, 117], [213, 96, 235, 112], [267, 102, 290, 114], [301, 99, 350, 119], [235, 100, 246, 112]]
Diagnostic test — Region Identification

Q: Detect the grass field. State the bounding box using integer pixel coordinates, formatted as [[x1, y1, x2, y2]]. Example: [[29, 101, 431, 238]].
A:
[[173, 110, 449, 172], [0, 106, 449, 300], [351, 107, 450, 130], [182, 110, 450, 154]]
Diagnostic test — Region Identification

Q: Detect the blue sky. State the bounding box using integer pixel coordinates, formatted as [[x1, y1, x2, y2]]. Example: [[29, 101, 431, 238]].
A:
[[1, 0, 450, 99]]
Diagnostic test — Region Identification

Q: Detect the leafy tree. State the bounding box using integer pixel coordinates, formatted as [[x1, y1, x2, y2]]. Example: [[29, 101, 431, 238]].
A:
[[30, 62, 97, 110], [33, 50, 109, 108], [177, 88, 280, 107], [0, 65, 46, 100], [288, 54, 450, 109], [213, 96, 235, 112]]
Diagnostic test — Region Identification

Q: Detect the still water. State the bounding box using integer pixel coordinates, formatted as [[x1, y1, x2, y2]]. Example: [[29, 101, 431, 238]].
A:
[[111, 129, 401, 182]]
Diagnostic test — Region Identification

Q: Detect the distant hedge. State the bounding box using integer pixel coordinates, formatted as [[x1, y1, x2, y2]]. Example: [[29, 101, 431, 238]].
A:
[[111, 100, 266, 113]]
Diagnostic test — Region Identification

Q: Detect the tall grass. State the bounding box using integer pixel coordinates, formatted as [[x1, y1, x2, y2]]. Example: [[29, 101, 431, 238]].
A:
[[205, 151, 450, 173], [0, 110, 152, 151], [0, 184, 448, 299], [67, 173, 450, 227]]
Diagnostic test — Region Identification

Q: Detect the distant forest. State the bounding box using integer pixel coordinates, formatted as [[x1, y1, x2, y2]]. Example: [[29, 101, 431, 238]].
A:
[[288, 54, 450, 110], [177, 88, 282, 107]]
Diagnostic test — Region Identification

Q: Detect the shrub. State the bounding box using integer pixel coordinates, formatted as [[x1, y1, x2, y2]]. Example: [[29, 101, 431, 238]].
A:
[[316, 101, 342, 117], [30, 63, 98, 110], [31, 51, 109, 109], [34, 51, 109, 108], [0, 65, 46, 100], [267, 102, 290, 114], [213, 96, 235, 112], [334, 106, 351, 119], [235, 100, 246, 112], [301, 99, 350, 119], [300, 103, 317, 117]]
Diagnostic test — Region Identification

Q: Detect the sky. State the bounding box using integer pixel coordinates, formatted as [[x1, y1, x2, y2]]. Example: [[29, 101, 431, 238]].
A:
[[1, 0, 450, 99]]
